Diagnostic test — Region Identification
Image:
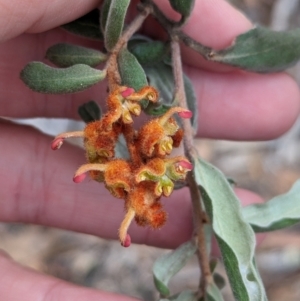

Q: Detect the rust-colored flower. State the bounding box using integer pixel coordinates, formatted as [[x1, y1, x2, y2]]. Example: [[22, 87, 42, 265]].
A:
[[135, 156, 192, 197], [137, 107, 192, 158], [73, 159, 132, 198], [102, 85, 159, 128], [51, 85, 192, 247]]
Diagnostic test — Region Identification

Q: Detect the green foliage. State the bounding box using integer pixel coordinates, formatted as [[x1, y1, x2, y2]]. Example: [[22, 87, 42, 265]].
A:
[[143, 64, 198, 131], [78, 101, 101, 123], [169, 0, 195, 18], [243, 179, 300, 232], [161, 290, 198, 301], [114, 134, 130, 159], [100, 0, 111, 34], [128, 40, 169, 65], [194, 157, 267, 301], [117, 47, 149, 108], [61, 9, 102, 40], [153, 240, 197, 297], [204, 283, 224, 301], [104, 0, 130, 50], [213, 273, 226, 290], [20, 62, 106, 94], [46, 43, 107, 67], [210, 26, 300, 73]]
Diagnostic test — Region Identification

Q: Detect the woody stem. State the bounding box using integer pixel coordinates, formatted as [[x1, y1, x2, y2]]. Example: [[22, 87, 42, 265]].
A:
[[106, 4, 151, 90], [170, 38, 212, 296]]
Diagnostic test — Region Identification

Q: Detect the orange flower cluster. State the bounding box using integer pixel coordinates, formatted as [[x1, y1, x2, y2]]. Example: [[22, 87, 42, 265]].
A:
[[51, 86, 192, 247]]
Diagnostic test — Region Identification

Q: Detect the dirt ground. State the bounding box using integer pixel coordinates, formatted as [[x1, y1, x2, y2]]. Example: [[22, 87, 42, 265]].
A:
[[2, 1, 300, 300]]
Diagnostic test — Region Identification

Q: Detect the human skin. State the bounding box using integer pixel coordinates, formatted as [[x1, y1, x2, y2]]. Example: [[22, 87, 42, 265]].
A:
[[0, 0, 299, 300]]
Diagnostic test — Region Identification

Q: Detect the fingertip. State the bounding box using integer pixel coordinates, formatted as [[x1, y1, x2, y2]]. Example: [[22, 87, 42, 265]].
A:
[[182, 0, 252, 49], [191, 69, 300, 140]]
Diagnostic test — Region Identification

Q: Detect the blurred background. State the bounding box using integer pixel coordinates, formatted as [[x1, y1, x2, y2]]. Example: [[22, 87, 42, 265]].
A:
[[2, 0, 300, 300]]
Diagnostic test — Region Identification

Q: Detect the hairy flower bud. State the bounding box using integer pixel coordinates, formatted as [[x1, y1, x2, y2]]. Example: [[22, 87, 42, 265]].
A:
[[137, 107, 192, 158]]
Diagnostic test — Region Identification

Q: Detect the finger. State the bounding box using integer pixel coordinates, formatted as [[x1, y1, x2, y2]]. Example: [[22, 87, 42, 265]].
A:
[[144, 0, 252, 71], [0, 251, 137, 301], [0, 0, 100, 41], [1, 121, 263, 249], [187, 67, 300, 140]]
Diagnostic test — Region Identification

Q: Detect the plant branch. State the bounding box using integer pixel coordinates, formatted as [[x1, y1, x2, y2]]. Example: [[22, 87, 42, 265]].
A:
[[106, 4, 151, 90], [175, 31, 213, 59], [142, 0, 212, 59], [170, 38, 212, 296]]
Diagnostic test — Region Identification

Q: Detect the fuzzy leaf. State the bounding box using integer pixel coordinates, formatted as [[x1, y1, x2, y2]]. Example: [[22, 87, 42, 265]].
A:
[[169, 0, 195, 18], [213, 273, 226, 290], [243, 179, 300, 232], [128, 34, 153, 46], [153, 240, 197, 297], [170, 291, 198, 301], [104, 0, 130, 50], [46, 43, 107, 68], [100, 0, 111, 34], [143, 64, 198, 131], [78, 101, 101, 123], [210, 26, 300, 73], [118, 47, 148, 108], [62, 9, 102, 40], [194, 157, 267, 301], [128, 40, 169, 65], [205, 283, 225, 301], [21, 62, 106, 94]]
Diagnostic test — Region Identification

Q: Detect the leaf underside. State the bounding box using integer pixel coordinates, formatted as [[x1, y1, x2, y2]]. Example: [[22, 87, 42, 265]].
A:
[[194, 157, 267, 301], [243, 179, 300, 232], [153, 240, 197, 297]]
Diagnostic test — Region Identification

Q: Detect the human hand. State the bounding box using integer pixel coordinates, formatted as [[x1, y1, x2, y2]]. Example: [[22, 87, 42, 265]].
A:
[[0, 0, 299, 300]]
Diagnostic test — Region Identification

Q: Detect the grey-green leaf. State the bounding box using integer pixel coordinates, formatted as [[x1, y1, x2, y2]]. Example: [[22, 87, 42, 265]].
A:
[[194, 157, 267, 301], [21, 62, 106, 94], [46, 43, 107, 68], [104, 0, 130, 50], [78, 100, 101, 123], [153, 240, 197, 297], [143, 64, 198, 132], [62, 9, 102, 40], [170, 291, 198, 301], [100, 0, 111, 34], [243, 179, 300, 232], [205, 282, 224, 301], [210, 26, 300, 73], [213, 273, 226, 290], [169, 0, 195, 18], [128, 40, 169, 65], [118, 47, 148, 108], [114, 134, 130, 159]]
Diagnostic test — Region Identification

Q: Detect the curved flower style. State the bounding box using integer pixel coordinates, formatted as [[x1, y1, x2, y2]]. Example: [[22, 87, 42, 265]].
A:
[[51, 85, 192, 247]]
